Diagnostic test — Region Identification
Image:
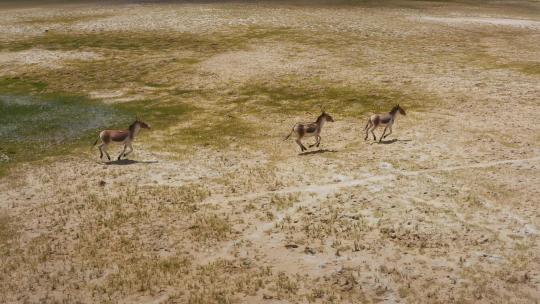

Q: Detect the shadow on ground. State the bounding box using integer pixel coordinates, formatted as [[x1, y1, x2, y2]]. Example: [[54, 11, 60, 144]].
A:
[[299, 149, 338, 156], [104, 159, 158, 165], [377, 139, 412, 144]]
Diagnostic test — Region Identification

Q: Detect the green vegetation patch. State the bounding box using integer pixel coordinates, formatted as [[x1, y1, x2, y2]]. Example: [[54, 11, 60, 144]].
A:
[[0, 92, 129, 172], [2, 32, 218, 52], [0, 76, 195, 175], [171, 115, 257, 148], [508, 61, 540, 76], [1, 27, 299, 53], [115, 99, 193, 130], [230, 77, 427, 117], [16, 13, 111, 25]]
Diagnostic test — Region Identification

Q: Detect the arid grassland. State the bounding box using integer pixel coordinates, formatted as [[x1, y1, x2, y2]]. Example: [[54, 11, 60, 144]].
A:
[[0, 1, 539, 303]]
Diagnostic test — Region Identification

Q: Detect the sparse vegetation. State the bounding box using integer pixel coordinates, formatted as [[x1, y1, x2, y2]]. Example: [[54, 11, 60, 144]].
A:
[[0, 1, 539, 303]]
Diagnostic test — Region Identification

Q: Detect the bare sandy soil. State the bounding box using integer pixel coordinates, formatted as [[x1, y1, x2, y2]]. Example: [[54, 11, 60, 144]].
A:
[[0, 1, 539, 303]]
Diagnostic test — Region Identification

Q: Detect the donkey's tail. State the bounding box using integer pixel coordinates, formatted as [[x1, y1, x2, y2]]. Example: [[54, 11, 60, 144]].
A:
[[283, 124, 297, 141], [283, 130, 293, 141], [92, 137, 99, 146]]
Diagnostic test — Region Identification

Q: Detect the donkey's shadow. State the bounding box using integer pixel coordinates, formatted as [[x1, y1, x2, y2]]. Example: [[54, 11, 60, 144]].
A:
[[299, 149, 338, 156], [377, 139, 412, 145], [104, 159, 158, 166]]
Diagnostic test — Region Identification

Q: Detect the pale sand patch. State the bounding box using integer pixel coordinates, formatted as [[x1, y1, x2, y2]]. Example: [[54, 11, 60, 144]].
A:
[[88, 90, 124, 100], [89, 90, 148, 104], [199, 44, 330, 84], [418, 16, 540, 28], [0, 48, 101, 68]]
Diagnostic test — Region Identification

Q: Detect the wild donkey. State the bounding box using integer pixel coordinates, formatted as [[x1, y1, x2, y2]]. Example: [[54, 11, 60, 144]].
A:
[[93, 118, 150, 161], [284, 110, 334, 152], [364, 104, 406, 142]]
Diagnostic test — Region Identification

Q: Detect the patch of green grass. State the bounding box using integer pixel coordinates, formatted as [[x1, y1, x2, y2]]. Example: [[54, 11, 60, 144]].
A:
[[458, 42, 540, 76], [1, 27, 300, 53], [16, 13, 111, 25], [508, 61, 540, 76], [0, 76, 196, 175], [229, 77, 427, 117], [166, 114, 258, 149], [115, 99, 193, 130], [3, 32, 216, 52], [2, 25, 358, 57], [0, 77, 48, 93], [0, 90, 132, 175]]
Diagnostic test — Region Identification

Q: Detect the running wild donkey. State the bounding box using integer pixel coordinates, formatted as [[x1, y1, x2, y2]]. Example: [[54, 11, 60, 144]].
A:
[[364, 104, 406, 142], [93, 118, 150, 161], [284, 110, 334, 151]]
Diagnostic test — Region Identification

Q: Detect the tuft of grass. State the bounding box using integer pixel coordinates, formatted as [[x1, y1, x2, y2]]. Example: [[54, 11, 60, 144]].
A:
[[0, 213, 19, 256], [189, 213, 233, 243], [270, 193, 299, 210], [273, 272, 300, 297]]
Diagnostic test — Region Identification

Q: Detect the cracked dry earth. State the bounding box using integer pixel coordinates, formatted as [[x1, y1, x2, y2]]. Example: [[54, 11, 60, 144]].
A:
[[0, 1, 539, 303]]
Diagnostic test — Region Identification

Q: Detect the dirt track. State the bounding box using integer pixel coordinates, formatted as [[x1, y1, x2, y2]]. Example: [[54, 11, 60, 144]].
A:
[[0, 1, 539, 303]]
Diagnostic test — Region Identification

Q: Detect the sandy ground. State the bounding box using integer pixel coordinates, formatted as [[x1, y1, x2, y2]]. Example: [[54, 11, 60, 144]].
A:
[[0, 49, 101, 68], [0, 1, 539, 303]]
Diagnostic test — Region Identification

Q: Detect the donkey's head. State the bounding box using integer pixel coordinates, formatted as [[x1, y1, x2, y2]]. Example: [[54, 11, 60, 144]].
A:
[[397, 104, 406, 116], [134, 117, 151, 129], [391, 104, 406, 116], [318, 111, 334, 123]]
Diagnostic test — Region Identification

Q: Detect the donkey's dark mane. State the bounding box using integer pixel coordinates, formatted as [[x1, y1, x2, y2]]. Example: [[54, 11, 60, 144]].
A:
[[129, 120, 138, 131], [389, 105, 400, 115], [128, 120, 139, 138]]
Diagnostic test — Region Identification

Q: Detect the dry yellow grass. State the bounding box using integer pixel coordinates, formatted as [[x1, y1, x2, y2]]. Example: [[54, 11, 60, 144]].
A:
[[0, 1, 539, 303]]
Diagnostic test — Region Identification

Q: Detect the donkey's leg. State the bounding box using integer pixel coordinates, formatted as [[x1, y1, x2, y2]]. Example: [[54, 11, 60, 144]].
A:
[[379, 126, 388, 143], [123, 144, 133, 158], [296, 139, 307, 151], [309, 136, 321, 148], [384, 126, 392, 138], [364, 121, 372, 140], [118, 144, 127, 160], [102, 144, 111, 161], [98, 144, 104, 159], [371, 126, 377, 141]]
